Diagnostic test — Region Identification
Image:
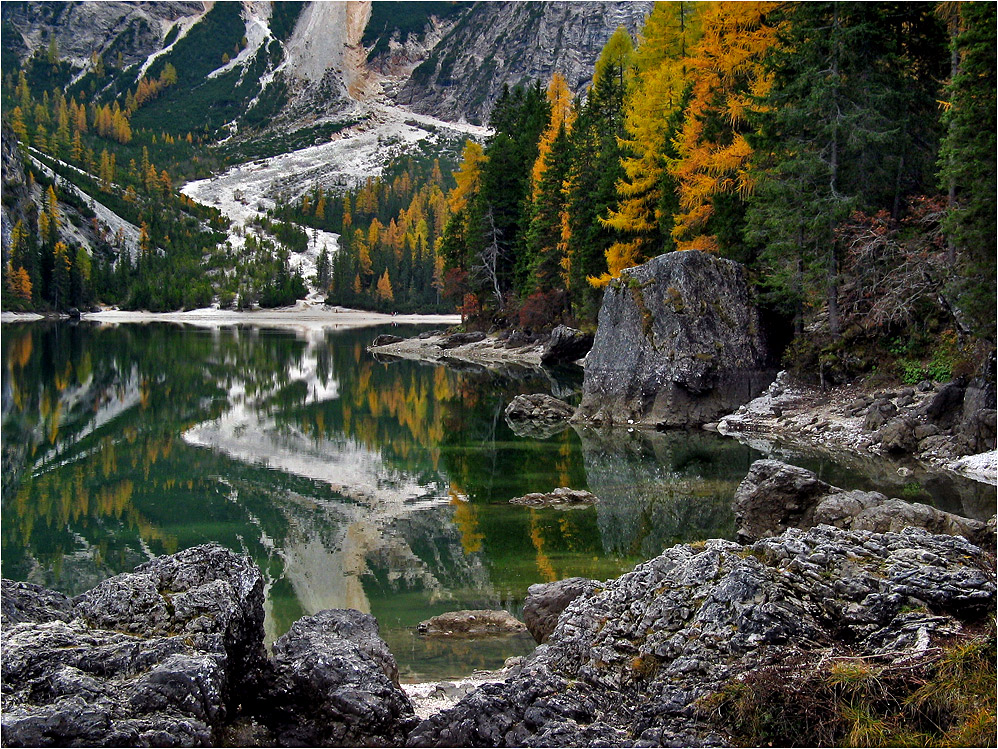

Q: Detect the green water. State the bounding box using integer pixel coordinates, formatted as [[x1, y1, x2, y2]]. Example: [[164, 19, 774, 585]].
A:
[[2, 322, 993, 681]]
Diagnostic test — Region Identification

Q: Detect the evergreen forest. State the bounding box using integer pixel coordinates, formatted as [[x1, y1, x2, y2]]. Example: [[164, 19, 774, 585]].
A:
[[2, 1, 995, 383]]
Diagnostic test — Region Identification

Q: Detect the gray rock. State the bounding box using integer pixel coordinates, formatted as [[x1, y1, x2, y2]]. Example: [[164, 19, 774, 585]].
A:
[[259, 609, 416, 746], [916, 379, 934, 392], [1, 621, 226, 747], [863, 398, 898, 430], [733, 460, 992, 548], [406, 526, 995, 747], [371, 334, 404, 347], [417, 610, 528, 638], [540, 325, 594, 365], [418, 330, 444, 340], [73, 544, 266, 687], [438, 331, 487, 349], [923, 379, 967, 428], [505, 393, 574, 424], [957, 351, 996, 453], [509, 487, 598, 508], [574, 251, 774, 428], [877, 417, 918, 453], [1, 580, 74, 626], [523, 578, 598, 644], [1, 545, 265, 748]]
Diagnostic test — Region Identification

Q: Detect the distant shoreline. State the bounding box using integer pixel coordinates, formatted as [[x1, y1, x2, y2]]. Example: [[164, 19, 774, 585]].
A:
[[0, 303, 461, 330]]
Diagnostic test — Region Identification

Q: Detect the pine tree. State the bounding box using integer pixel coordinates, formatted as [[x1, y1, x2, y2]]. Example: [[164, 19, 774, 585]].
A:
[[567, 26, 633, 315], [746, 2, 905, 338], [938, 1, 996, 336]]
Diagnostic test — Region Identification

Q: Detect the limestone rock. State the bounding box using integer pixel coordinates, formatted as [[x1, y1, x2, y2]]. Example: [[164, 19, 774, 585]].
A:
[[508, 487, 598, 508], [406, 526, 994, 747], [257, 609, 416, 747], [540, 325, 594, 365], [574, 251, 774, 428], [73, 544, 266, 687], [522, 577, 598, 644], [1, 545, 265, 748], [733, 460, 992, 547], [438, 331, 486, 349], [371, 334, 404, 347], [417, 610, 528, 638], [0, 580, 74, 626], [505, 394, 574, 424]]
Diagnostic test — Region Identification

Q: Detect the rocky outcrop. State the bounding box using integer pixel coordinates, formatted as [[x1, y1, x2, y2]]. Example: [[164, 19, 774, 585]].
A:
[[372, 334, 405, 346], [574, 251, 774, 428], [417, 610, 528, 638], [732, 459, 993, 547], [1, 545, 264, 748], [504, 394, 574, 438], [406, 525, 995, 747], [522, 577, 598, 645], [2, 2, 204, 68], [256, 609, 417, 746], [540, 326, 594, 365], [2, 547, 414, 748], [397, 2, 652, 125], [508, 487, 598, 508]]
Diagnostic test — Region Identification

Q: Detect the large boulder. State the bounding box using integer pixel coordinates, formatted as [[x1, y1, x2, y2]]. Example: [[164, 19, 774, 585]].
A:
[[540, 325, 594, 365], [1, 545, 265, 748], [574, 251, 774, 428], [522, 577, 598, 644], [256, 609, 417, 747], [73, 544, 267, 688], [733, 459, 992, 547], [406, 526, 995, 747]]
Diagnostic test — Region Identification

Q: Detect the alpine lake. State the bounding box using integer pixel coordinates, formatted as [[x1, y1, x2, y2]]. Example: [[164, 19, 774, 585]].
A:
[[3, 321, 994, 682]]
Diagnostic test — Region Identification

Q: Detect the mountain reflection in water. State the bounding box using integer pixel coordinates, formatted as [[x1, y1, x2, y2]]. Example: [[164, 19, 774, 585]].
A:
[[2, 322, 993, 680]]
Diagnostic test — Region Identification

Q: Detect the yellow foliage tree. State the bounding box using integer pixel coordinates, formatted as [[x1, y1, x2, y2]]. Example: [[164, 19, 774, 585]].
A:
[[448, 140, 486, 214], [376, 269, 394, 301], [669, 1, 778, 252], [531, 71, 576, 192], [593, 1, 703, 287]]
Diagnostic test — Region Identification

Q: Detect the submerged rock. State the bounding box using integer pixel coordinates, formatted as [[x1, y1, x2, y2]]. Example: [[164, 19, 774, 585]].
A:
[[540, 325, 594, 365], [256, 609, 416, 747], [732, 459, 992, 547], [522, 577, 598, 644], [574, 251, 774, 428], [508, 487, 598, 508], [406, 526, 995, 747], [417, 610, 528, 638]]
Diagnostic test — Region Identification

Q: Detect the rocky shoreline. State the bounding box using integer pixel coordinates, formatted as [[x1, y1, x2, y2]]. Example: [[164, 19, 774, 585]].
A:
[[717, 370, 997, 486], [4, 450, 994, 748], [5, 519, 992, 747]]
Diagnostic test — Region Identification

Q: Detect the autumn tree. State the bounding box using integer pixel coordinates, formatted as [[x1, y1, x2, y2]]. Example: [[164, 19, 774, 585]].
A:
[[596, 2, 702, 286]]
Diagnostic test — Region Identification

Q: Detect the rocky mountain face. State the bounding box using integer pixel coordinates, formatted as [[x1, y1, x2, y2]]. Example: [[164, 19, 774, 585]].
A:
[[1, 1, 205, 69], [2, 1, 652, 135], [393, 1, 653, 125]]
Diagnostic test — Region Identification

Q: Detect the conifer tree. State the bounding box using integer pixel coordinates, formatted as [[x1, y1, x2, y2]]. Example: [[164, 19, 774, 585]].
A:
[[938, 1, 997, 336]]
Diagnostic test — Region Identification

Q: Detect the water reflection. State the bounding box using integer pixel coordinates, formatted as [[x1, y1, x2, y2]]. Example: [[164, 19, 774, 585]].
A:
[[2, 322, 993, 681]]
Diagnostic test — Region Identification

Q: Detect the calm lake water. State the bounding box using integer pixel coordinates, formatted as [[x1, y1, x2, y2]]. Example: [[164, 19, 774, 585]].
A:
[[2, 322, 994, 681]]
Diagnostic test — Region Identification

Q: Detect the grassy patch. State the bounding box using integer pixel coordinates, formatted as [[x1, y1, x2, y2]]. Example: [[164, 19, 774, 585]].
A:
[[698, 620, 997, 747]]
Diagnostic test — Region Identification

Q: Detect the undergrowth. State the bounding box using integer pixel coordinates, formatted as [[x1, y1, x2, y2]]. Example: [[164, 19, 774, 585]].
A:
[[698, 618, 996, 747]]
